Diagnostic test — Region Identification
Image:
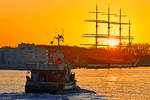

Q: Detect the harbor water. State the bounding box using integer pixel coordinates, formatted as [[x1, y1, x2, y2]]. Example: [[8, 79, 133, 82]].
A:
[[0, 67, 150, 100]]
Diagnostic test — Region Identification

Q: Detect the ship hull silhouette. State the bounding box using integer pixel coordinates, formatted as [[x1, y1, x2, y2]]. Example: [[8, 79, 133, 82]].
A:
[[25, 64, 76, 93]]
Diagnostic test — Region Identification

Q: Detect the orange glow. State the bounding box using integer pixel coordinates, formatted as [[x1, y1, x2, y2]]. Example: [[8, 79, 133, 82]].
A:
[[0, 0, 149, 47], [107, 38, 119, 46]]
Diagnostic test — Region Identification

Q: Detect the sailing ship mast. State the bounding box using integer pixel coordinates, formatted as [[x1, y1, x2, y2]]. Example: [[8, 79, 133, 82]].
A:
[[129, 20, 131, 46], [95, 5, 98, 48], [86, 5, 102, 48], [81, 5, 133, 48]]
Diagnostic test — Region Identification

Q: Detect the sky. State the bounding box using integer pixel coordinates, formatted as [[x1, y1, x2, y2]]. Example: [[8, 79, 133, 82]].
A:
[[0, 0, 150, 47]]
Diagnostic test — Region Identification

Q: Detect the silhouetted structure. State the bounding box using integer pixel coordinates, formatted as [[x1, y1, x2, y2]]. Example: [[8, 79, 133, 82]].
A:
[[81, 5, 133, 48]]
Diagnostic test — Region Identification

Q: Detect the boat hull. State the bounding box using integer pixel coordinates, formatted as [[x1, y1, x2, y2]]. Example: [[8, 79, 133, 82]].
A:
[[25, 81, 77, 94]]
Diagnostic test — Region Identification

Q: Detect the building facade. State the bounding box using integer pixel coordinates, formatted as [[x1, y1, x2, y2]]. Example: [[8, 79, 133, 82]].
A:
[[0, 43, 48, 65]]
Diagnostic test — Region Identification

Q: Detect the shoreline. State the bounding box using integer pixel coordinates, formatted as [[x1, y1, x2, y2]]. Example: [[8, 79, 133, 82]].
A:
[[73, 64, 150, 69]]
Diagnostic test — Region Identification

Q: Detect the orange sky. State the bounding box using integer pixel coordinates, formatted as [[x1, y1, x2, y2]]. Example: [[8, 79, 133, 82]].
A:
[[0, 0, 150, 47]]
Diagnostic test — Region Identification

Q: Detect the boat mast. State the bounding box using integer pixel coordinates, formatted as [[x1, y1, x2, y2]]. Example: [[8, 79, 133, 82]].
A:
[[108, 8, 110, 37], [95, 4, 98, 48], [119, 9, 122, 46], [58, 35, 60, 49], [82, 4, 102, 48], [129, 20, 131, 47], [54, 34, 64, 49]]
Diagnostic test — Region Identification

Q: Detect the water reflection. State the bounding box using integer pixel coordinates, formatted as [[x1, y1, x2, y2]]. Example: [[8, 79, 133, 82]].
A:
[[107, 76, 117, 81], [0, 88, 110, 100], [73, 67, 150, 99], [1, 67, 150, 99]]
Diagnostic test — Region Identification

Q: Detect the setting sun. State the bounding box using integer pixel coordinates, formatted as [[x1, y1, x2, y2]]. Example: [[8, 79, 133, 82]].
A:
[[107, 38, 119, 46]]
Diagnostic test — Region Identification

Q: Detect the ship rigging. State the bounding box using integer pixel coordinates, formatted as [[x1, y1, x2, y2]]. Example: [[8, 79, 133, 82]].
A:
[[81, 5, 133, 48]]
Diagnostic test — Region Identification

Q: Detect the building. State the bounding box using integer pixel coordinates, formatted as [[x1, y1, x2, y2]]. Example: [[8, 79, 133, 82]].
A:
[[0, 43, 48, 66]]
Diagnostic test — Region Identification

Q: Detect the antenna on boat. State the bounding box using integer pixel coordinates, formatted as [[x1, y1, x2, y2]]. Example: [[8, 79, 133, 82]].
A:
[[51, 28, 64, 48], [54, 31, 64, 49]]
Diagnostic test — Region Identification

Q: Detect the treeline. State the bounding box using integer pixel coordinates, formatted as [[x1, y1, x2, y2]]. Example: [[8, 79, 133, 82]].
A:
[[37, 43, 150, 65]]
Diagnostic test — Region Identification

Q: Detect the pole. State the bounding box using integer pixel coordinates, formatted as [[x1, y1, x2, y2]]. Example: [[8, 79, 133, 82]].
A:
[[119, 9, 122, 47], [129, 20, 131, 47], [58, 35, 60, 49], [108, 8, 111, 66], [108, 8, 110, 37], [96, 5, 98, 48]]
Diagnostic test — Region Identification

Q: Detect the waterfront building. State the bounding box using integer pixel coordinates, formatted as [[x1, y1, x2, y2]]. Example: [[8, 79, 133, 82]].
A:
[[0, 43, 48, 65]]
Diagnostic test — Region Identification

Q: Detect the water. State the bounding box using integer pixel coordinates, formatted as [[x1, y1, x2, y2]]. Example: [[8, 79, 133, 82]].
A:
[[0, 67, 150, 100]]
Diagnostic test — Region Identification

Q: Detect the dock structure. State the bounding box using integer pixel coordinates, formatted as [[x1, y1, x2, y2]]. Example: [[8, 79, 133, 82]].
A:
[[81, 5, 133, 48]]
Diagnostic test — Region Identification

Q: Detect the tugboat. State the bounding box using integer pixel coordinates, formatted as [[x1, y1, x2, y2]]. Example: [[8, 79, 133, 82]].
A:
[[25, 34, 77, 93]]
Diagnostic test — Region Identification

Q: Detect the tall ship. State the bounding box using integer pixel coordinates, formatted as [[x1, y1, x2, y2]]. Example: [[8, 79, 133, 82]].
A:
[[81, 5, 139, 67]]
